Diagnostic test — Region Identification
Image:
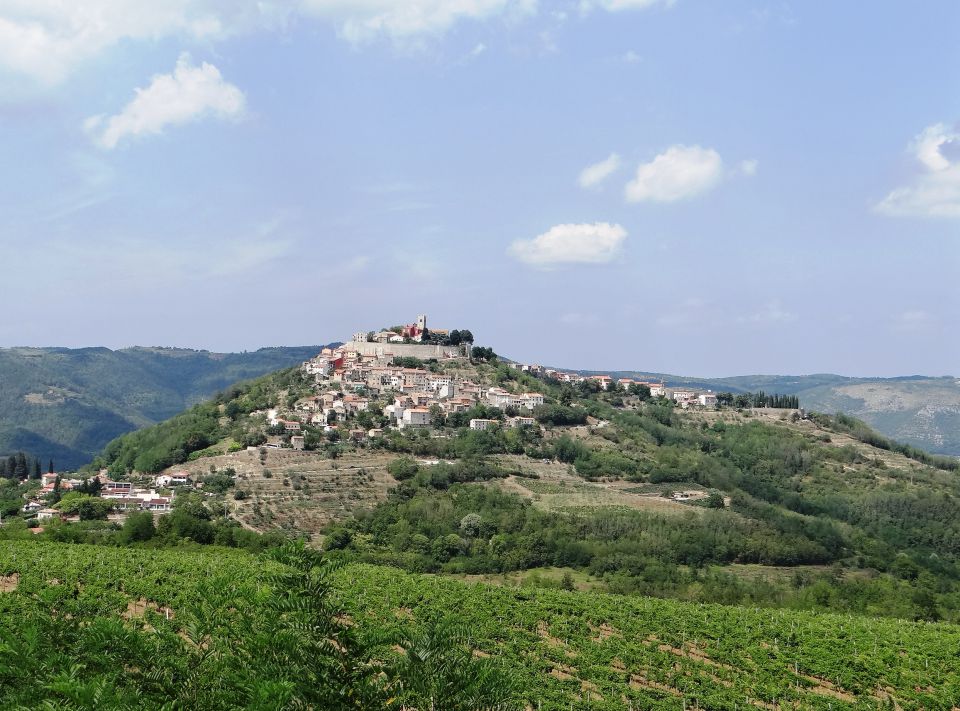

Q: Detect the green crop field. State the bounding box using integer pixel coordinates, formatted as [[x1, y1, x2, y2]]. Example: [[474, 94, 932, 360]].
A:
[[1, 540, 957, 709]]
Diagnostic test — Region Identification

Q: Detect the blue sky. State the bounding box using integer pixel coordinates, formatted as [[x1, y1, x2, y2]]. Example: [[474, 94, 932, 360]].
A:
[[0, 1, 957, 377]]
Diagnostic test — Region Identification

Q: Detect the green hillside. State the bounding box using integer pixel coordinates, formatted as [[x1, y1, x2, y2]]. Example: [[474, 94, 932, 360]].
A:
[[582, 368, 960, 456], [0, 345, 326, 469], [88, 356, 960, 623], [11, 352, 960, 707]]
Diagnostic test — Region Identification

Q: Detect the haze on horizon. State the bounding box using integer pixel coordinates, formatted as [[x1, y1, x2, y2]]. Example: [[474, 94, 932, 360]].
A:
[[0, 1, 957, 379]]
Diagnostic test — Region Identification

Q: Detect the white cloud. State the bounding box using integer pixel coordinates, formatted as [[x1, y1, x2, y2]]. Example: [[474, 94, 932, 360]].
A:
[[85, 54, 245, 149], [621, 50, 642, 63], [508, 222, 627, 266], [581, 0, 674, 12], [876, 122, 960, 219], [578, 153, 621, 189], [913, 123, 955, 171], [0, 1, 534, 84], [298, 0, 537, 44], [625, 144, 724, 203], [736, 158, 759, 176], [894, 310, 937, 330], [0, 1, 276, 85]]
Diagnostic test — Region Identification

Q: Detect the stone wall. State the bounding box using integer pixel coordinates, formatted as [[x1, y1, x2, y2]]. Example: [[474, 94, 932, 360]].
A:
[[345, 341, 465, 360]]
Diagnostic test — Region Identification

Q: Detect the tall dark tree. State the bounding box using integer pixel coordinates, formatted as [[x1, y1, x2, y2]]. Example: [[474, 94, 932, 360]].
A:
[[14, 452, 27, 479], [31, 459, 41, 479], [48, 459, 55, 474], [50, 475, 62, 504]]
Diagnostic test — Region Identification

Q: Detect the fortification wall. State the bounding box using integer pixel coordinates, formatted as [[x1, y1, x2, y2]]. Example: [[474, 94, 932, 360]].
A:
[[345, 341, 464, 360]]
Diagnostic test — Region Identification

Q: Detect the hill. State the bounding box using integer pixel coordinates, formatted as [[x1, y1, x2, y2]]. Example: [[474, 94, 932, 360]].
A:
[[0, 540, 957, 709], [0, 345, 327, 469], [86, 351, 960, 623], [578, 369, 960, 456]]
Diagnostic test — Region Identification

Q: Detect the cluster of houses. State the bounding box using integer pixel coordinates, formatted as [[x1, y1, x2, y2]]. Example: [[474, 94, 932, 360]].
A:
[[21, 471, 196, 522], [286, 318, 549, 438], [507, 363, 720, 408]]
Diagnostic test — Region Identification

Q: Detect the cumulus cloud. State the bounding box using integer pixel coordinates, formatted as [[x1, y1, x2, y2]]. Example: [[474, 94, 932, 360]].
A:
[[508, 222, 627, 266], [578, 153, 621, 189], [0, 1, 535, 83], [625, 144, 724, 203], [85, 54, 245, 149], [0, 1, 276, 85], [875, 122, 960, 219]]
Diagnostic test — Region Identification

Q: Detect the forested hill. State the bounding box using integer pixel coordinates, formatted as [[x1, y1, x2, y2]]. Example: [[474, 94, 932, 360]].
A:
[[0, 345, 328, 469], [575, 369, 960, 456]]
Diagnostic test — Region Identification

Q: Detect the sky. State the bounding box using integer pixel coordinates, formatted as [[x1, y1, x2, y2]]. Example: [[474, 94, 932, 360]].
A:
[[0, 1, 957, 377]]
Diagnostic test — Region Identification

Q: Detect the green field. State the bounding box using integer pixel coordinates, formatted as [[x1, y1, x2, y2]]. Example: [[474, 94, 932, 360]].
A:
[[1, 540, 957, 709]]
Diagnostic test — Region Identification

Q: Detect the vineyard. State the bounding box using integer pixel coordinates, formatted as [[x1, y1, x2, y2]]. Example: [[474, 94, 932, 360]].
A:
[[1, 540, 958, 709], [339, 565, 960, 709]]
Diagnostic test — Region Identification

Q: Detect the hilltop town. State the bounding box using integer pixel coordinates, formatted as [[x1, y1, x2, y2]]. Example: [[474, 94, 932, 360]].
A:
[[291, 313, 734, 443], [4, 314, 804, 529]]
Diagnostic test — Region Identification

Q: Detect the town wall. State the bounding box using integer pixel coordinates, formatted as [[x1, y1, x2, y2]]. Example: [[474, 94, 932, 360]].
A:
[[345, 341, 465, 360]]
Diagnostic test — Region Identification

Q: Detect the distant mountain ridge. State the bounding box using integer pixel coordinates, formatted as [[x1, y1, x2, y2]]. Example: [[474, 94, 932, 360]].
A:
[[0, 345, 330, 469], [569, 368, 960, 456]]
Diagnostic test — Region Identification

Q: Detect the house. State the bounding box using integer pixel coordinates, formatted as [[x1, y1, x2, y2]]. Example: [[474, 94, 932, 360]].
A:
[[141, 496, 172, 512], [698, 393, 718, 407], [507, 416, 536, 428], [101, 480, 133, 496], [291, 435, 305, 451], [469, 418, 499, 431], [649, 384, 666, 398], [401, 408, 431, 429], [155, 472, 191, 487], [590, 375, 614, 390], [486, 387, 516, 408], [22, 500, 42, 513], [40, 480, 73, 495], [520, 393, 545, 409], [280, 420, 302, 433], [37, 508, 61, 521]]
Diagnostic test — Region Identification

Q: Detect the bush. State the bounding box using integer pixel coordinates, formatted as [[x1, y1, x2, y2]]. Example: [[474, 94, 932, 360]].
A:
[[121, 511, 156, 543], [388, 457, 420, 481]]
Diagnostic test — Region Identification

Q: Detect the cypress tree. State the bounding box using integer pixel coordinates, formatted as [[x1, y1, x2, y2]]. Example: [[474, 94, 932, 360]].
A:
[[14, 452, 27, 479]]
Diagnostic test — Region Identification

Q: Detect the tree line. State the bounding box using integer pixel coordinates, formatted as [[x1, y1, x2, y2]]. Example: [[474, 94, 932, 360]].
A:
[[0, 452, 52, 480], [716, 391, 800, 408]]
